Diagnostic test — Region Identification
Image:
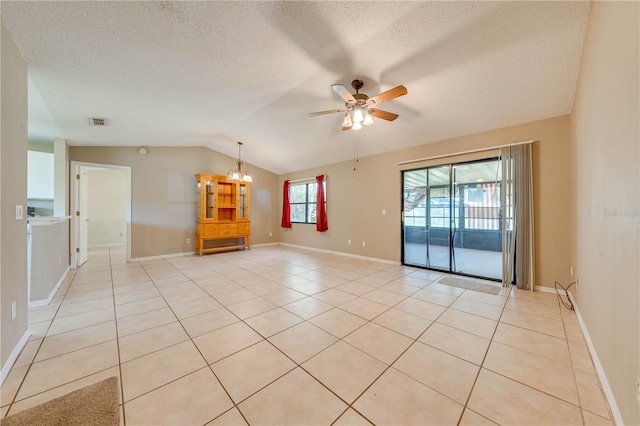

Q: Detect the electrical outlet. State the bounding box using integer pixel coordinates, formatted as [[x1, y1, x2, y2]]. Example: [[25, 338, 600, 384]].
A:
[[11, 301, 16, 320], [269, 232, 272, 237], [15, 205, 23, 220], [186, 238, 191, 244], [362, 241, 366, 247], [382, 209, 386, 216], [347, 239, 351, 245]]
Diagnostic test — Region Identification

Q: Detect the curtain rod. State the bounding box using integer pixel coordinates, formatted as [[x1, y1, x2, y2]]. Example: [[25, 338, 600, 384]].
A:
[[287, 175, 327, 183], [397, 140, 535, 166]]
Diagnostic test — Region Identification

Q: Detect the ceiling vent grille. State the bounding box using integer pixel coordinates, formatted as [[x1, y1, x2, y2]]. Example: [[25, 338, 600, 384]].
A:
[[89, 118, 107, 126]]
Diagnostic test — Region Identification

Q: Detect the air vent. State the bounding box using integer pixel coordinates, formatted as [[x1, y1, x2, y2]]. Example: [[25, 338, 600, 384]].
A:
[[89, 118, 107, 126]]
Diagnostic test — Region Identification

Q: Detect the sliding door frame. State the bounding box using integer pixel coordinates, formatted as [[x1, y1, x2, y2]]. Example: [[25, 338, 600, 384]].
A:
[[401, 157, 502, 282]]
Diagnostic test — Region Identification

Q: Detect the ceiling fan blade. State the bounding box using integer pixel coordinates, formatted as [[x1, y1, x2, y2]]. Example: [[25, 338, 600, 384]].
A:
[[308, 108, 346, 117], [370, 109, 399, 121], [342, 124, 352, 131], [367, 85, 408, 106], [331, 84, 356, 104]]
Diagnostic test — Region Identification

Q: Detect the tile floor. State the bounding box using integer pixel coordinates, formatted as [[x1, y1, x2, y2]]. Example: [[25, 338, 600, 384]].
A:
[[1, 245, 613, 425]]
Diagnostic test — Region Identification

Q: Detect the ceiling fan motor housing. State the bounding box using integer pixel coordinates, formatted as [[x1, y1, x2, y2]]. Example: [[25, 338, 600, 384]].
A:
[[353, 93, 369, 103]]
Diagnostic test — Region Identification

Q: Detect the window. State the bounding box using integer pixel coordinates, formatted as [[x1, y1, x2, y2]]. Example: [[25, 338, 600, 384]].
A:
[[290, 181, 326, 224]]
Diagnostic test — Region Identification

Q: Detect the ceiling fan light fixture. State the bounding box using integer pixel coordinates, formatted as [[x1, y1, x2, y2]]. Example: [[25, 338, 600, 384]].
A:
[[353, 107, 364, 123], [343, 113, 353, 128], [363, 109, 373, 126], [308, 79, 407, 132]]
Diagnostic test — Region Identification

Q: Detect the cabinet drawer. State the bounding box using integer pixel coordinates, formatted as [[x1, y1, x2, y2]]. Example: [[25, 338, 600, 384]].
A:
[[216, 223, 238, 236], [237, 223, 250, 235], [202, 224, 217, 237]]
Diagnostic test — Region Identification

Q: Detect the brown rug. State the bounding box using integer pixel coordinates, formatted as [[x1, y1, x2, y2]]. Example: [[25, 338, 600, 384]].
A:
[[438, 276, 502, 295], [1, 377, 119, 426]]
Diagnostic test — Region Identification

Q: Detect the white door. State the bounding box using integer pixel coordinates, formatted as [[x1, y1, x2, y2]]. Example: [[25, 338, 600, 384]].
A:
[[71, 161, 132, 268], [78, 169, 88, 266]]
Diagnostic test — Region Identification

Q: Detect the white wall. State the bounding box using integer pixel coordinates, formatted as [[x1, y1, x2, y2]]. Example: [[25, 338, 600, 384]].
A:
[[27, 150, 54, 199], [86, 168, 127, 247]]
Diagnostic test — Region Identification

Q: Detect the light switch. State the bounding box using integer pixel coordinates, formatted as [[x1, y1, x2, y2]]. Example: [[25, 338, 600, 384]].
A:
[[15, 205, 23, 220]]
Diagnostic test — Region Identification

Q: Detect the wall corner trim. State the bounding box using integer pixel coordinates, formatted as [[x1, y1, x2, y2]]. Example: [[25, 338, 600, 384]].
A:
[[536, 285, 623, 423], [28, 266, 70, 309], [567, 291, 624, 425], [0, 330, 31, 386]]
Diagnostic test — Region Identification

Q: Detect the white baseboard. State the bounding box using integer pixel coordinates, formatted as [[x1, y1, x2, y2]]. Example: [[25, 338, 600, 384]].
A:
[[0, 329, 31, 386], [567, 291, 623, 425], [129, 251, 195, 262], [534, 285, 558, 294], [128, 243, 400, 266], [88, 243, 126, 249], [28, 266, 70, 308], [278, 243, 400, 265], [251, 242, 279, 248]]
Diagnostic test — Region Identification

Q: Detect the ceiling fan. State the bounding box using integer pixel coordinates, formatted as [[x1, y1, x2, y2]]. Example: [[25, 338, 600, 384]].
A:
[[309, 79, 407, 131]]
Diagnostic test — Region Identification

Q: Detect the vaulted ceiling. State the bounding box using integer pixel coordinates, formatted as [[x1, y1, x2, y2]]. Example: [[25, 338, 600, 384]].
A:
[[1, 1, 590, 174]]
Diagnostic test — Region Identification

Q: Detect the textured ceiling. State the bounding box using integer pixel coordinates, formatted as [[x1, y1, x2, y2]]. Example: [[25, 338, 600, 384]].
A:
[[1, 1, 590, 174]]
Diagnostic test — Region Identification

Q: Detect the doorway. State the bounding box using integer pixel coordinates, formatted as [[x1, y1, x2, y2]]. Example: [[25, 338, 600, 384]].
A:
[[70, 161, 131, 268], [402, 158, 502, 280]]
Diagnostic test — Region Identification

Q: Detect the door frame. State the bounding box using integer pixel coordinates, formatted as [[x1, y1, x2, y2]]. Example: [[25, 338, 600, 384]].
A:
[[70, 161, 132, 268]]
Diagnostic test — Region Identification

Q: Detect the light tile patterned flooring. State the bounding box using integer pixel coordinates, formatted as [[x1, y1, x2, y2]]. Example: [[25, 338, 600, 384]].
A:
[[1, 246, 613, 425]]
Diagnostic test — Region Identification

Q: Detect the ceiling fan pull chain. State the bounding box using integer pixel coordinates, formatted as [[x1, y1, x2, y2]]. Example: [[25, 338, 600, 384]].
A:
[[353, 138, 359, 171]]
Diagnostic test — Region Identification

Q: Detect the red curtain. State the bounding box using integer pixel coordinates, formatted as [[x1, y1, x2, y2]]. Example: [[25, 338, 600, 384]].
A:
[[316, 175, 328, 232], [281, 180, 291, 228]]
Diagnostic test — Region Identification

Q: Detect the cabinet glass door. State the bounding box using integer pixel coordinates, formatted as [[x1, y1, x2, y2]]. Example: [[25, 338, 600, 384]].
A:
[[196, 181, 202, 220], [238, 183, 247, 219], [205, 180, 215, 219]]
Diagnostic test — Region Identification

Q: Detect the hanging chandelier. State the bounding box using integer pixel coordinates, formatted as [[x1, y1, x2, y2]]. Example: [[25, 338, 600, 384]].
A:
[[342, 104, 374, 131], [227, 141, 252, 182]]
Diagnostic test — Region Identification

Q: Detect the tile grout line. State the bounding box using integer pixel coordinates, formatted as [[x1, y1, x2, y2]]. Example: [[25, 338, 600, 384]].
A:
[[342, 279, 476, 424], [108, 247, 128, 426], [462, 287, 603, 424], [556, 292, 614, 423], [3, 268, 79, 417], [134, 254, 253, 425], [455, 284, 513, 425]]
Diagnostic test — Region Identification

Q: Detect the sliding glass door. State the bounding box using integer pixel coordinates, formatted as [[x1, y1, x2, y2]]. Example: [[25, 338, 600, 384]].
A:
[[402, 158, 502, 280]]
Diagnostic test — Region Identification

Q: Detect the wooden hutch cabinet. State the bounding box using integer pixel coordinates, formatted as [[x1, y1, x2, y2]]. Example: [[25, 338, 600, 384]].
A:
[[195, 173, 250, 255]]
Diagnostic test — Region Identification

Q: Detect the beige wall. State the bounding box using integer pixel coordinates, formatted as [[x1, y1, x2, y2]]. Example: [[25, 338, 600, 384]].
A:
[[69, 146, 280, 258], [570, 1, 639, 424], [29, 221, 69, 302], [280, 115, 573, 290], [0, 19, 29, 370]]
